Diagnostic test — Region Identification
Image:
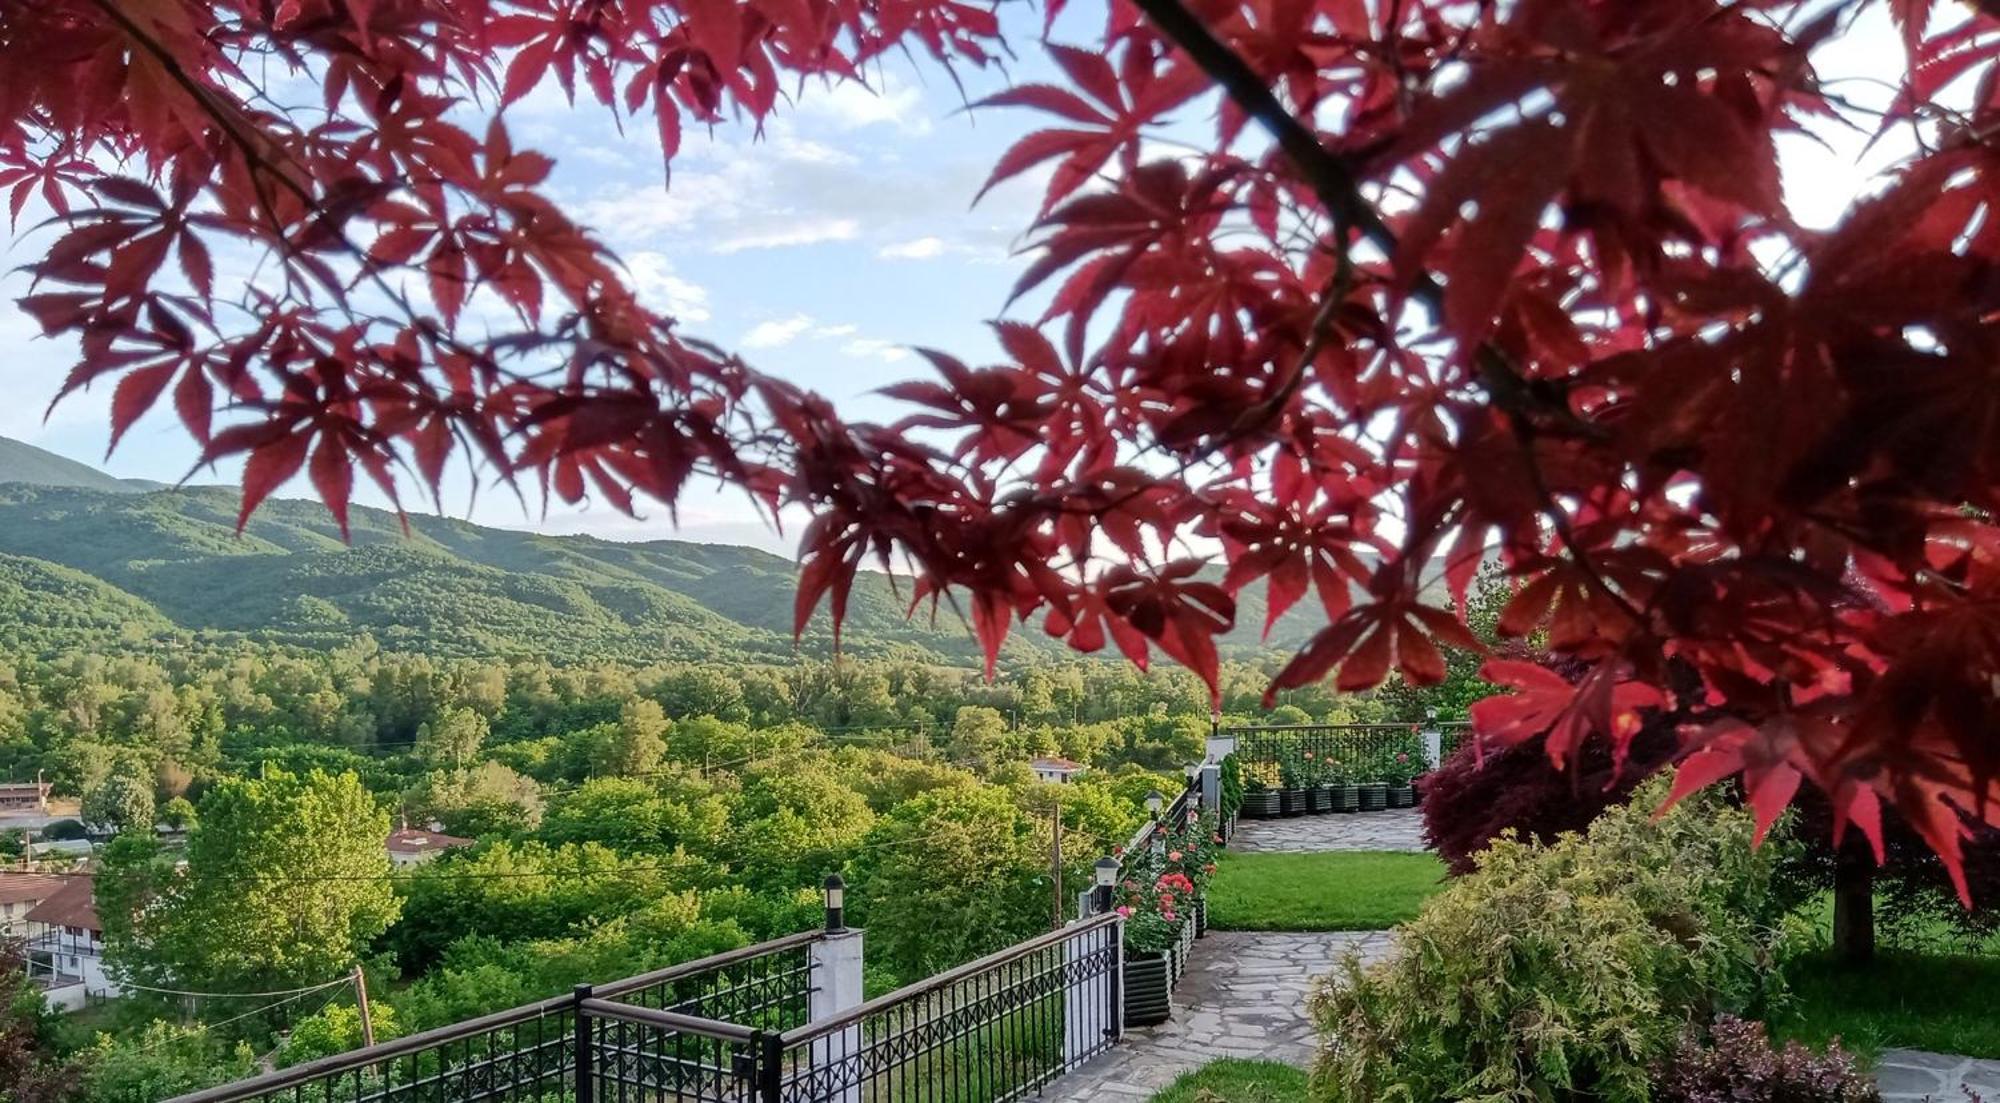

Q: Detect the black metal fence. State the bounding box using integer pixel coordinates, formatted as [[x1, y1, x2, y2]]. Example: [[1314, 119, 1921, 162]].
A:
[[165, 933, 823, 1103], [165, 919, 1126, 1103], [774, 915, 1121, 1103], [1225, 722, 1469, 782]]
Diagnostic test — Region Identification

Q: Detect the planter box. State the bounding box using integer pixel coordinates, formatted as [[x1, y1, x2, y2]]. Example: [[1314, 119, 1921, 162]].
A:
[[1124, 951, 1172, 1026], [1359, 782, 1389, 812], [1194, 896, 1208, 938], [1241, 791, 1280, 819], [1307, 786, 1333, 814], [1332, 784, 1360, 813], [1279, 788, 1306, 817], [1389, 784, 1416, 808]]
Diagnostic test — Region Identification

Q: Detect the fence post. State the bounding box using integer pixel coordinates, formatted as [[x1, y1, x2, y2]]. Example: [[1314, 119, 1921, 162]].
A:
[[808, 886, 864, 1103], [1421, 726, 1443, 770], [1204, 732, 1236, 764], [572, 984, 594, 1103]]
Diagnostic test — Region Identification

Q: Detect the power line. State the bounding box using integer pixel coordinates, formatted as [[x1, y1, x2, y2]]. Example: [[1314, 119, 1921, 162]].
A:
[[129, 978, 356, 1055], [117, 975, 355, 1000]]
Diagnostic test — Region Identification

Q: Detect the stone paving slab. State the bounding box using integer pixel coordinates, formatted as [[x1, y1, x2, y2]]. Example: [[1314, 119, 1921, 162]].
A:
[[1050, 931, 1392, 1103], [1230, 808, 1429, 853], [1876, 1048, 2000, 1101]]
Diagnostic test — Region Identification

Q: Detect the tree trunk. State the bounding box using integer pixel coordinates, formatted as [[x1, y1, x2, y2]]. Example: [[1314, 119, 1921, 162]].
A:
[[1832, 840, 1875, 963]]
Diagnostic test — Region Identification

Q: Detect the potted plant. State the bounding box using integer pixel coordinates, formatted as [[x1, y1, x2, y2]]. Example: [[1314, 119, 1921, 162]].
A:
[[1118, 867, 1191, 1026], [1384, 750, 1419, 807], [1277, 748, 1308, 816], [1359, 777, 1390, 812], [1328, 758, 1360, 813], [1241, 764, 1280, 818], [1304, 751, 1333, 813]]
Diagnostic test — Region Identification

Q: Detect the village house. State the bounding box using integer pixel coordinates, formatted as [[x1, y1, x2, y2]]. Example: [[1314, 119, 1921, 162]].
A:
[[1029, 756, 1088, 784], [386, 826, 474, 868], [0, 779, 50, 815], [0, 871, 72, 937], [25, 877, 122, 1010]]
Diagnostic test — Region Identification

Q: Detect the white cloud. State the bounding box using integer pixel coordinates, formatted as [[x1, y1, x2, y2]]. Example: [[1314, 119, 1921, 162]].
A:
[[841, 337, 912, 363], [742, 314, 817, 349], [814, 323, 859, 338], [621, 252, 711, 321], [714, 218, 860, 254], [793, 74, 932, 133], [878, 236, 948, 260]]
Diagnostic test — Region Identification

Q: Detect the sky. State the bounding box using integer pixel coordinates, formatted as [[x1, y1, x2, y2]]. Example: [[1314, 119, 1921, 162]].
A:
[[0, 4, 1910, 557]]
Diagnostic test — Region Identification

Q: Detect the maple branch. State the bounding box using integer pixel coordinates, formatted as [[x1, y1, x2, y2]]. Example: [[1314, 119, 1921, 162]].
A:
[[1130, 0, 1648, 633]]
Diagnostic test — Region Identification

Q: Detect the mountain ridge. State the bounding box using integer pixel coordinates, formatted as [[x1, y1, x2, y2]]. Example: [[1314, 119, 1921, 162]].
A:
[[0, 436, 1325, 663]]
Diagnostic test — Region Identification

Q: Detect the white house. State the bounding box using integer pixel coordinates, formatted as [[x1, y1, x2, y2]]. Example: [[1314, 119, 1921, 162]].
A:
[[386, 827, 473, 868], [1029, 756, 1088, 784], [24, 877, 122, 1009]]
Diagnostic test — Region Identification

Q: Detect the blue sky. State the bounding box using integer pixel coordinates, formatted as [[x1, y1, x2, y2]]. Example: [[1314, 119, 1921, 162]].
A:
[[0, 4, 1909, 555]]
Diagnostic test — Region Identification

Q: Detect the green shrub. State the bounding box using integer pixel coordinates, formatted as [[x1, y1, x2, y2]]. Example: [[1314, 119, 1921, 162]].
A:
[[1309, 779, 1799, 1103]]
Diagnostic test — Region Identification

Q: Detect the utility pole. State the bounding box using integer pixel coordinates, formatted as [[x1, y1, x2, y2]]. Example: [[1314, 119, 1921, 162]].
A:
[[352, 965, 376, 1047], [1049, 802, 1064, 930]]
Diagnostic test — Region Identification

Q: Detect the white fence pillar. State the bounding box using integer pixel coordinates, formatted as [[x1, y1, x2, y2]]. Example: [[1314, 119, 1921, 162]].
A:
[[808, 930, 864, 1103], [1421, 727, 1443, 770], [1199, 764, 1221, 816], [1204, 733, 1237, 763], [1064, 917, 1122, 1064]]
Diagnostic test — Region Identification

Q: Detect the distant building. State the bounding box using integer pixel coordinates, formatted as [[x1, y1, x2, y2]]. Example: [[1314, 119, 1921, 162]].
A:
[[1029, 756, 1088, 784], [0, 872, 72, 937], [386, 827, 474, 868], [0, 780, 50, 814], [24, 877, 122, 1008]]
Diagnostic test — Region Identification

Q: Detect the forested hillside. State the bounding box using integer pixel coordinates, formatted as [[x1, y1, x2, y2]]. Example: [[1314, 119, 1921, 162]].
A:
[[0, 438, 1334, 664]]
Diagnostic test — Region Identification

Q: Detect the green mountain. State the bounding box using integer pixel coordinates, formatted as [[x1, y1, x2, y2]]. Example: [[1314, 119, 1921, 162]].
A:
[[0, 436, 1341, 663], [0, 436, 161, 494]]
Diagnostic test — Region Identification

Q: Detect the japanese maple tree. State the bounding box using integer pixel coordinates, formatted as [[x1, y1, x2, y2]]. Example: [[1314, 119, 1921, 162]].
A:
[[9, 0, 2000, 884]]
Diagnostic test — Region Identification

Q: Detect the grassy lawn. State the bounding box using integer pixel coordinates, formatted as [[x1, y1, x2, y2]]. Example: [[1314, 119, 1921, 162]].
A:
[[1206, 850, 1446, 931], [1778, 950, 2000, 1060], [1149, 1058, 1308, 1103]]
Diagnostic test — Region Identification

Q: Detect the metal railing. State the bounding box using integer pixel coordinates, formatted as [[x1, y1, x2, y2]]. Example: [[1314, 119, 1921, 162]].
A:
[[165, 932, 824, 1103], [167, 918, 1128, 1103], [774, 914, 1121, 1103], [1225, 721, 1469, 778]]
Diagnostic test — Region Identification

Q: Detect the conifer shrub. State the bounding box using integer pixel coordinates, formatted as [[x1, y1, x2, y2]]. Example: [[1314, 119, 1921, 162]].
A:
[[1311, 780, 1798, 1103]]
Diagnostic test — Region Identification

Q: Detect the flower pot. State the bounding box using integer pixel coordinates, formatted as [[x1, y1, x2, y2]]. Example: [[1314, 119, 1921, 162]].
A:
[[1359, 782, 1389, 812], [1124, 951, 1172, 1026], [1389, 784, 1416, 808], [1279, 788, 1306, 816], [1242, 791, 1280, 818], [1307, 786, 1333, 814], [1332, 784, 1360, 813]]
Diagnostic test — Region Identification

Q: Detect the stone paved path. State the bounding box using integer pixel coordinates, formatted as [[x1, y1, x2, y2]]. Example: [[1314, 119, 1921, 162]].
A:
[[1875, 1048, 2000, 1101], [1051, 932, 1393, 1103], [1230, 808, 1428, 853]]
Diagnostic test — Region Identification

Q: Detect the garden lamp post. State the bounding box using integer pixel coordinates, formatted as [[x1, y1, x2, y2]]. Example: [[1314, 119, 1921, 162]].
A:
[[823, 873, 846, 933], [1145, 790, 1164, 820], [1093, 857, 1119, 914]]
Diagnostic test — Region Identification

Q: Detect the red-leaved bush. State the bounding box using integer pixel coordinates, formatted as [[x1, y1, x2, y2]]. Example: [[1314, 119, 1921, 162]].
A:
[[14, 0, 2000, 879], [1421, 720, 1679, 876], [1651, 1017, 1877, 1103]]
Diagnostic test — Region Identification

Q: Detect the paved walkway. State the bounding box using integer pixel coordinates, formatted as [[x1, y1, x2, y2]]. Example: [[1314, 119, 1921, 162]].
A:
[[1053, 932, 1393, 1102], [1875, 1048, 2000, 1101], [1230, 808, 1428, 853]]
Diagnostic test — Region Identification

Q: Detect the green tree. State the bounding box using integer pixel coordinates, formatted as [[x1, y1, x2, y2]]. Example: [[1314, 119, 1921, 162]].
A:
[[849, 786, 1047, 981], [82, 760, 155, 836], [159, 796, 198, 831], [415, 705, 488, 770], [946, 706, 1013, 773], [137, 770, 401, 993]]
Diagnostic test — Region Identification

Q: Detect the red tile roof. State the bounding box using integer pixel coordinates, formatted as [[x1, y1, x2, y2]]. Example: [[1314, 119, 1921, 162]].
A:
[[1030, 756, 1087, 772], [0, 872, 73, 906], [385, 828, 473, 855], [24, 878, 98, 931]]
